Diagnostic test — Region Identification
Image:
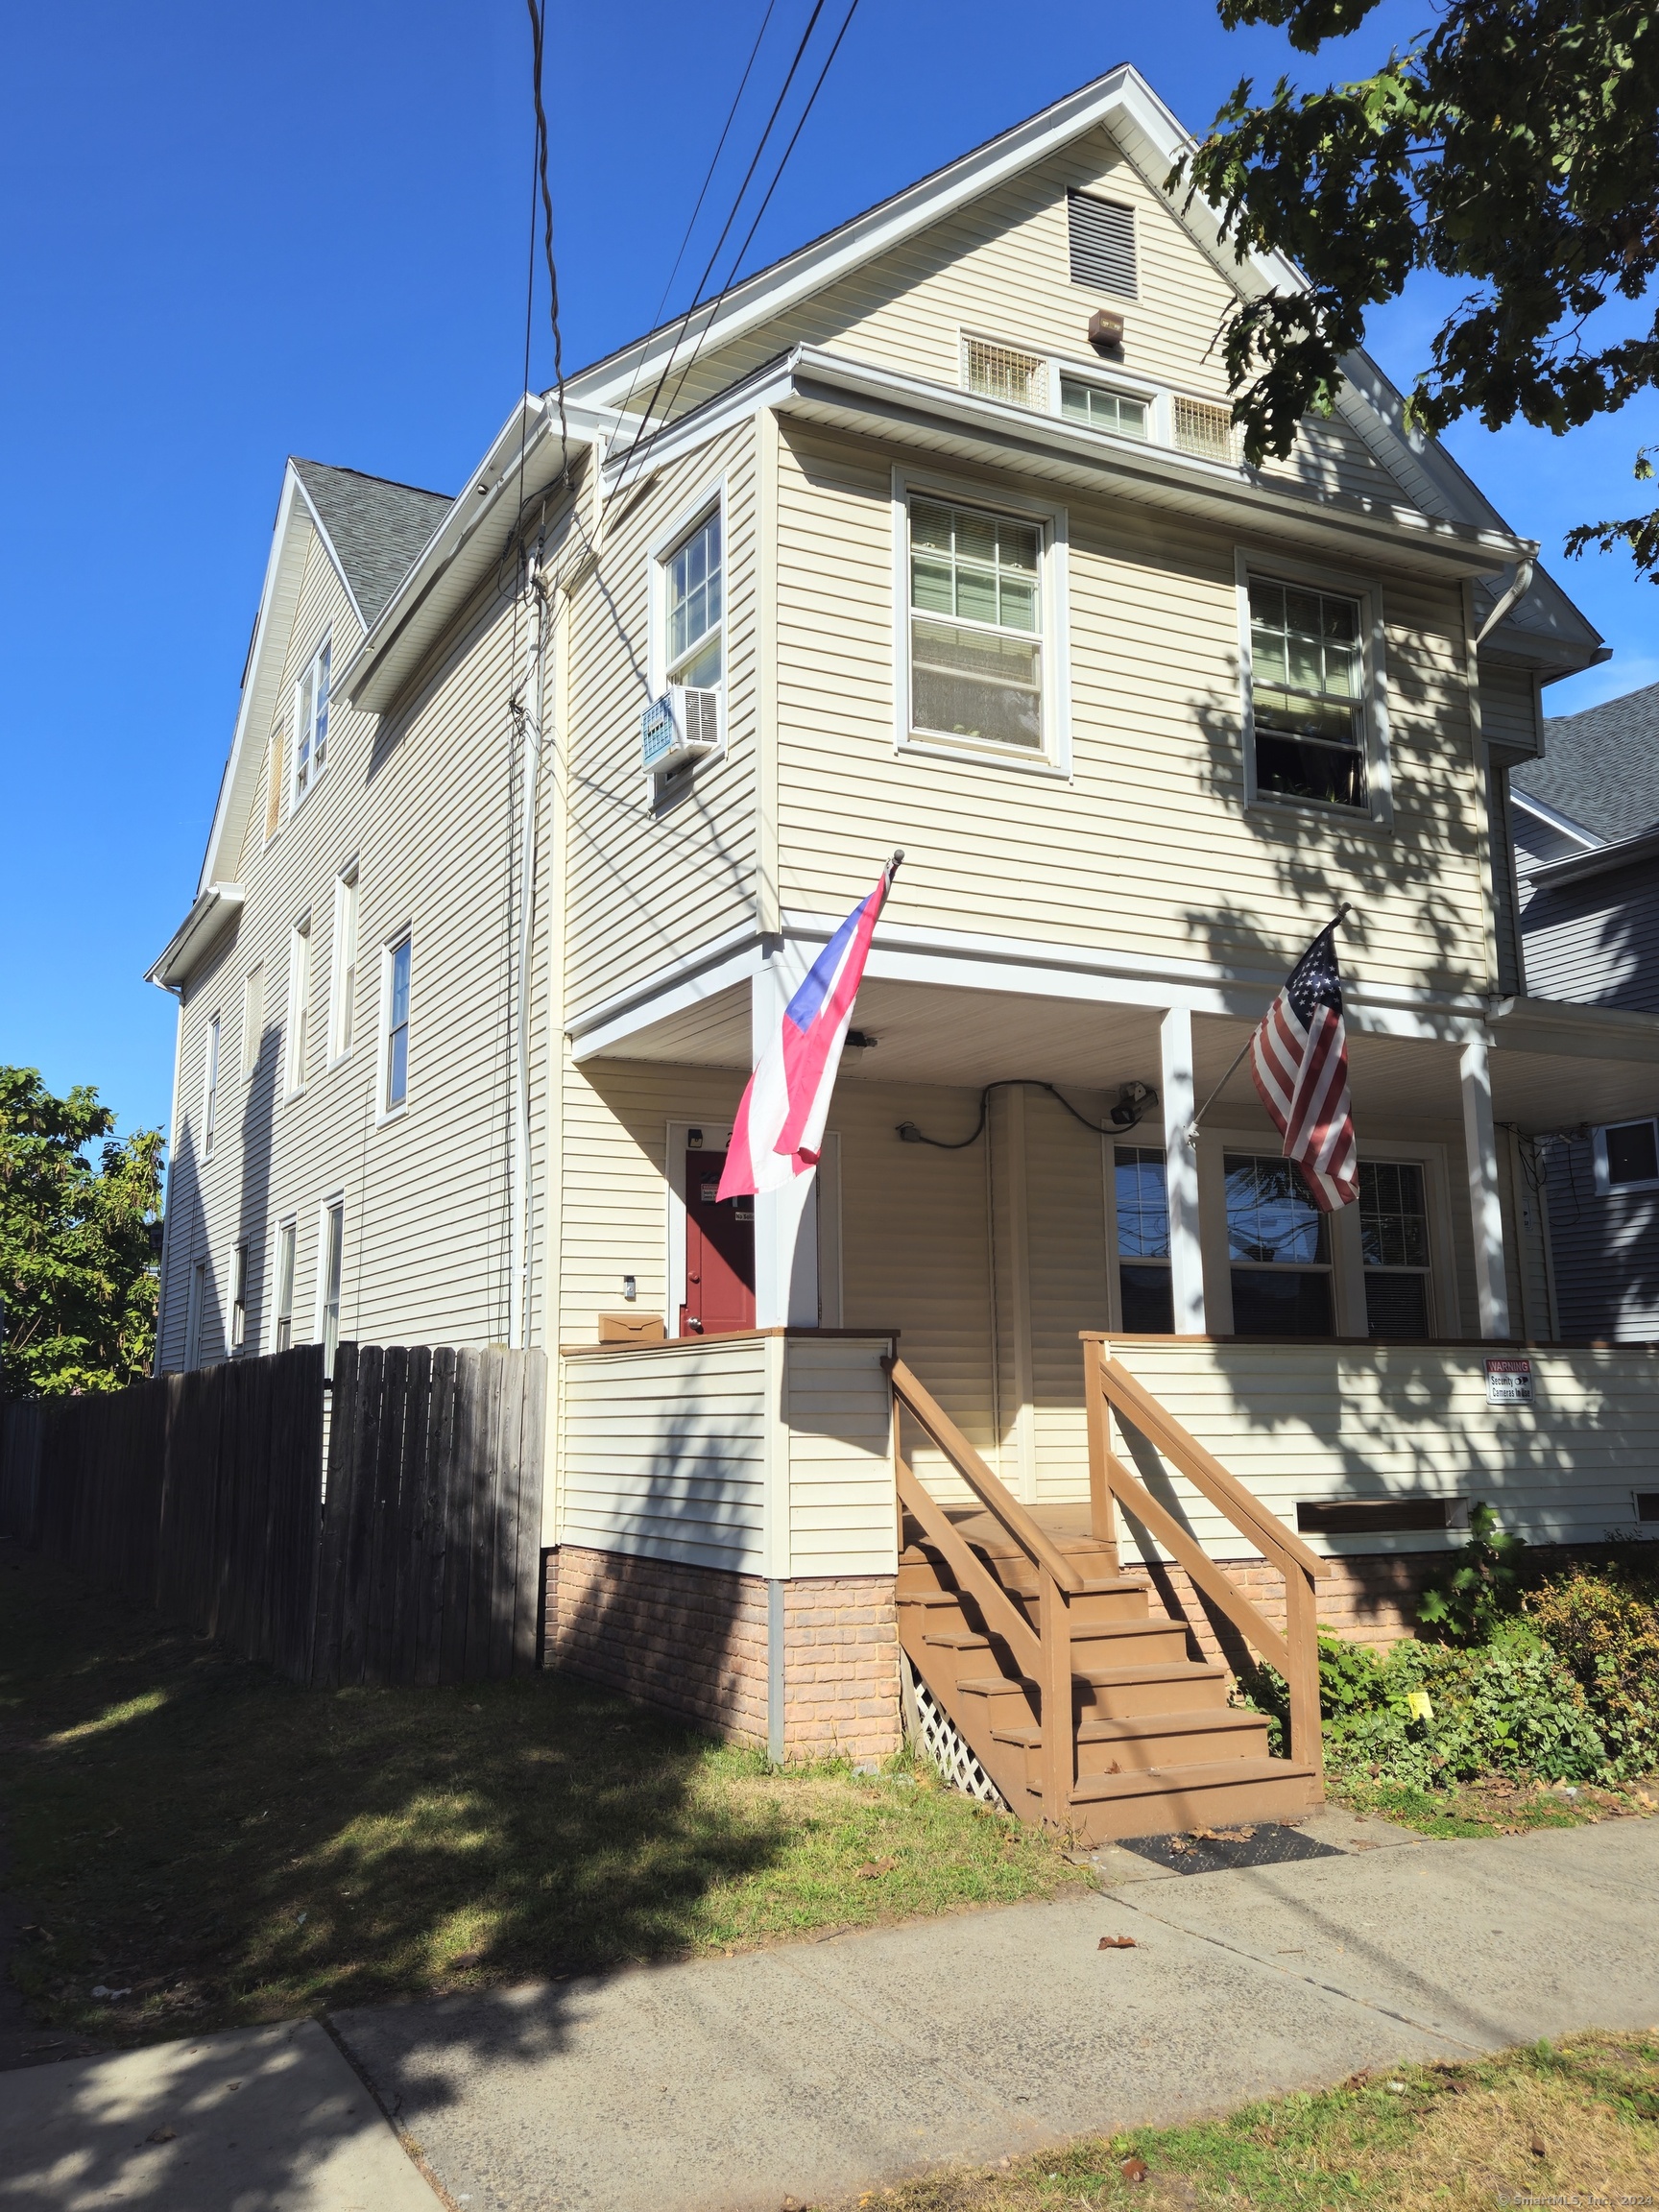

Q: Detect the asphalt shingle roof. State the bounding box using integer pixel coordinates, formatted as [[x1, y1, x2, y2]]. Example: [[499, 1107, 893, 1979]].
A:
[[291, 458, 453, 628], [1514, 680, 1659, 845]]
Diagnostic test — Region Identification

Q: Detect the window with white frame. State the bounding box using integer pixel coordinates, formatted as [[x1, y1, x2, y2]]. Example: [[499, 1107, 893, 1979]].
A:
[[1247, 576, 1369, 810], [1225, 1153, 1334, 1336], [185, 1257, 207, 1370], [274, 1219, 297, 1351], [383, 933, 411, 1112], [292, 637, 331, 804], [1359, 1161, 1431, 1336], [285, 919, 312, 1094], [241, 964, 265, 1079], [230, 1240, 250, 1352], [318, 1198, 345, 1374], [329, 866, 359, 1063], [1596, 1118, 1659, 1192], [907, 496, 1045, 756], [1059, 376, 1147, 438], [664, 510, 722, 689], [965, 337, 1048, 410], [1114, 1146, 1172, 1332], [202, 1014, 222, 1159]]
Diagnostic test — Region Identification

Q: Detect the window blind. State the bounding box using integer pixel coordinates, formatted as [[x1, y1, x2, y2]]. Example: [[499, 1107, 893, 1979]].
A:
[[1068, 192, 1137, 299]]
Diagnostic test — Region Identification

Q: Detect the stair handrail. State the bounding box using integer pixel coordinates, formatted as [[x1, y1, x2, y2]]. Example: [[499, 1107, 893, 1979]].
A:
[[885, 1358, 1085, 1595], [1081, 1337, 1326, 1790], [887, 1355, 1080, 1824]]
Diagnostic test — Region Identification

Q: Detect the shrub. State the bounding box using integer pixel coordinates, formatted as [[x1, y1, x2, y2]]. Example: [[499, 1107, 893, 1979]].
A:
[[1416, 1500, 1528, 1645], [1526, 1557, 1659, 1782]]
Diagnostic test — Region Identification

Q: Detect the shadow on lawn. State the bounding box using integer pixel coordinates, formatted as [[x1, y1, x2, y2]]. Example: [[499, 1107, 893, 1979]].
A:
[[0, 1545, 799, 2094]]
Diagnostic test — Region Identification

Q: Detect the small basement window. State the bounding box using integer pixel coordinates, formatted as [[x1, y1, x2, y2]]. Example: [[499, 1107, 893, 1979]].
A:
[[1635, 1491, 1659, 1524], [1297, 1498, 1452, 1535]]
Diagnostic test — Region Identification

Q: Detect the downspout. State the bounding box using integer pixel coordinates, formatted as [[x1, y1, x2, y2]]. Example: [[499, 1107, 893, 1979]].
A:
[[1473, 557, 1535, 649], [151, 978, 186, 1376], [509, 547, 552, 1350]]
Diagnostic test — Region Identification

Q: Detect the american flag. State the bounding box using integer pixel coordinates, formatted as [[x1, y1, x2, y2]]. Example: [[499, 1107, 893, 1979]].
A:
[[1249, 922, 1358, 1211]]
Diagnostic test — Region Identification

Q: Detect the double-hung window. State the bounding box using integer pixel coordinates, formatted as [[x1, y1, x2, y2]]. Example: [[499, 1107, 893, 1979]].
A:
[[1247, 578, 1368, 810], [1359, 1162, 1431, 1336], [241, 964, 265, 1079], [319, 1199, 345, 1374], [202, 1014, 222, 1159], [383, 933, 411, 1113], [908, 496, 1045, 756], [293, 637, 331, 805], [1114, 1147, 1173, 1332], [1225, 1154, 1334, 1336], [230, 1240, 250, 1352], [665, 512, 722, 690], [286, 920, 312, 1095], [329, 867, 359, 1063]]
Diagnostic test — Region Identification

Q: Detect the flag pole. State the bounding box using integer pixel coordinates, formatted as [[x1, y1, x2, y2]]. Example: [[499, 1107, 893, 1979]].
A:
[[1184, 903, 1353, 1145]]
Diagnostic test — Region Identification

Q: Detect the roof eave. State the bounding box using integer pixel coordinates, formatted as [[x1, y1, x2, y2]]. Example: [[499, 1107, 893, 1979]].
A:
[[145, 884, 245, 992], [1527, 823, 1659, 889]]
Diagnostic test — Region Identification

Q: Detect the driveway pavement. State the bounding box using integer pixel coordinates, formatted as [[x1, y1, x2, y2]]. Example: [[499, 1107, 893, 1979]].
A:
[[4, 1815, 1655, 2212]]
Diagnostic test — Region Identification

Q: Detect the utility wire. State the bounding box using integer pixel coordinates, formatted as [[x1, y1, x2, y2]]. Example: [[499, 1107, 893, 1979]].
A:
[[605, 0, 783, 439], [525, 0, 569, 478], [604, 0, 834, 500], [642, 0, 861, 452], [896, 1080, 1150, 1150]]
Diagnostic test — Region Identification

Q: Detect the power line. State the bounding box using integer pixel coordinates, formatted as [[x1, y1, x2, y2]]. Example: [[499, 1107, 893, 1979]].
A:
[[642, 0, 861, 457], [605, 0, 835, 499], [525, 0, 569, 477]]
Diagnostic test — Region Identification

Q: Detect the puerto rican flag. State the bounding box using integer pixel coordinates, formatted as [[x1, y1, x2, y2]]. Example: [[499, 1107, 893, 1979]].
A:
[[1249, 921, 1359, 1211], [719, 855, 902, 1198]]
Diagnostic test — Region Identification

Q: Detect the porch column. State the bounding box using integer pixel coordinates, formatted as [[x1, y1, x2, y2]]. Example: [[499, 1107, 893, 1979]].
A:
[[751, 954, 819, 1327], [1459, 1032, 1511, 1337], [1160, 1007, 1207, 1333]]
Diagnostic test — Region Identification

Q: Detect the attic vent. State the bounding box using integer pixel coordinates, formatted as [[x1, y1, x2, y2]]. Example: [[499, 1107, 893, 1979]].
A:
[[1068, 192, 1137, 300], [1174, 395, 1236, 464], [965, 338, 1048, 411]]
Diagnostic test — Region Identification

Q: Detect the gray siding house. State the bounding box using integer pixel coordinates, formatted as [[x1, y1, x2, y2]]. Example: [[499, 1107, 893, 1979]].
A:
[[1513, 682, 1659, 1341]]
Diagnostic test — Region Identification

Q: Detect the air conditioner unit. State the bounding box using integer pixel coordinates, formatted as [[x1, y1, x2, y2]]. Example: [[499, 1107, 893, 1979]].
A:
[[641, 685, 720, 775]]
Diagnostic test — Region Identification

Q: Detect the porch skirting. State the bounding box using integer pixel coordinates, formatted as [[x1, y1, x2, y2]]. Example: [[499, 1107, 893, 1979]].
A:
[[541, 1545, 902, 1763]]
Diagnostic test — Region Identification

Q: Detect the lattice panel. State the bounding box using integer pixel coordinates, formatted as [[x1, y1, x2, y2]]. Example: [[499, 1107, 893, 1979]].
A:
[[900, 1653, 1008, 1809]]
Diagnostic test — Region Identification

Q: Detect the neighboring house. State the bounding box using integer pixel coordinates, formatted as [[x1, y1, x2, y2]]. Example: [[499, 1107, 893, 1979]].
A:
[[149, 69, 1659, 1821], [1510, 682, 1659, 1338]]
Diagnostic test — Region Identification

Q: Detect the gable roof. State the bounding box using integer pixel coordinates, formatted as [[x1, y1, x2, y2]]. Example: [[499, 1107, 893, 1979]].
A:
[[1516, 681, 1659, 845], [291, 459, 451, 628]]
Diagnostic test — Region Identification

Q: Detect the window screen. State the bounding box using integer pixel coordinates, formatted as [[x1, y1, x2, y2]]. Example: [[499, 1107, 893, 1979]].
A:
[[1068, 192, 1137, 299], [1606, 1119, 1659, 1188]]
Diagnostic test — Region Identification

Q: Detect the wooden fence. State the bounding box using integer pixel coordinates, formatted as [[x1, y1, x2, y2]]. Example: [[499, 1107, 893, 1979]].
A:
[[0, 1343, 545, 1687]]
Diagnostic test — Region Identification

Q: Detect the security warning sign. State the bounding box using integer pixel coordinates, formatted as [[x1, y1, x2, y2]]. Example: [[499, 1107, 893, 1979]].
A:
[[1484, 1357, 1534, 1407]]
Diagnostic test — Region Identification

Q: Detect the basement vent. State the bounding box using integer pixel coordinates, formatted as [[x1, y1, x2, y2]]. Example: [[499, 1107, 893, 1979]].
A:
[[1174, 395, 1236, 463], [1068, 192, 1138, 300], [1636, 1491, 1659, 1524], [1297, 1498, 1452, 1536], [964, 337, 1048, 411]]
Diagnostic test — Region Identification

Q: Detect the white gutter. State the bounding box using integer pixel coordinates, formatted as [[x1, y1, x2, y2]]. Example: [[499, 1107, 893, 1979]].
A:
[[145, 884, 245, 991]]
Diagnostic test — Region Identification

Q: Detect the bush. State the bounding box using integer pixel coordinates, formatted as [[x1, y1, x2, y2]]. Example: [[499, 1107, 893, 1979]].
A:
[[1526, 1556, 1659, 1782], [1416, 1501, 1528, 1645]]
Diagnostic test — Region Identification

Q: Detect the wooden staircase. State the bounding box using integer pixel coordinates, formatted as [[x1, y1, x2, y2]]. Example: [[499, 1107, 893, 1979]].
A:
[[890, 1342, 1329, 1845]]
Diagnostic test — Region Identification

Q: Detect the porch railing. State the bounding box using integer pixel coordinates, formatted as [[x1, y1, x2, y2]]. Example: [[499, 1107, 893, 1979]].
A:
[[1081, 1333, 1328, 1784], [886, 1356, 1083, 1822]]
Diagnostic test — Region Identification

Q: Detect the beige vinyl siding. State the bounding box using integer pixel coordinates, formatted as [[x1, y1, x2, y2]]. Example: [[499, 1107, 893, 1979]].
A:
[[774, 421, 1489, 998], [1488, 760, 1526, 996], [635, 129, 1407, 509], [562, 1334, 770, 1571], [160, 524, 556, 1368], [564, 421, 759, 1021], [1094, 1338, 1653, 1555], [1479, 661, 1542, 755], [785, 1334, 896, 1575]]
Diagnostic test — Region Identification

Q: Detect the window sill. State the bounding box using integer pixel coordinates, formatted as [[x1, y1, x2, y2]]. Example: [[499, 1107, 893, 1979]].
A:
[[897, 733, 1070, 780], [1246, 790, 1391, 834], [375, 1100, 409, 1131]]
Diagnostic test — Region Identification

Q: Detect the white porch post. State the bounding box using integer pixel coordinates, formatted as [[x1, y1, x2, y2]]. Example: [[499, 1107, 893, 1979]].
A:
[[750, 954, 819, 1327], [1160, 1006, 1207, 1334], [1459, 1032, 1511, 1338]]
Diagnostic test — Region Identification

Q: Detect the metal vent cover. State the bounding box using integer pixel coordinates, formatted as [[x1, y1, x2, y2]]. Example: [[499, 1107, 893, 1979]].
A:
[[1068, 191, 1137, 300]]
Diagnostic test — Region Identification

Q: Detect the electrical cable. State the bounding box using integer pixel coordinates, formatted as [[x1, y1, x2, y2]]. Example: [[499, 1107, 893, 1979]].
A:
[[525, 0, 570, 478], [604, 0, 835, 501], [605, 0, 783, 439], [896, 1079, 1153, 1150]]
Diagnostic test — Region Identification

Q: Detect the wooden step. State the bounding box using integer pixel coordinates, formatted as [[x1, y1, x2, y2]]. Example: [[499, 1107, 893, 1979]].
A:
[[1047, 1756, 1320, 1843], [1074, 1660, 1233, 1719], [994, 1705, 1271, 1779], [1066, 1618, 1190, 1667]]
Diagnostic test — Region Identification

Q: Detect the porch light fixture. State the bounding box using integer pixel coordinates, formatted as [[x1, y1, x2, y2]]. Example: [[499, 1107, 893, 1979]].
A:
[[847, 1030, 878, 1050], [622, 1275, 637, 1302], [1087, 308, 1125, 356]]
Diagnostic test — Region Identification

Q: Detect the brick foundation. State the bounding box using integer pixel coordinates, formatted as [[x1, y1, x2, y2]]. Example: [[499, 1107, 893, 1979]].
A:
[[542, 1545, 901, 1764]]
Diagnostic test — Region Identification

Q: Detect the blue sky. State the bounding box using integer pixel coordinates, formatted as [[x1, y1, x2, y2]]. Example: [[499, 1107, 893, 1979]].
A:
[[2, 0, 1653, 1142]]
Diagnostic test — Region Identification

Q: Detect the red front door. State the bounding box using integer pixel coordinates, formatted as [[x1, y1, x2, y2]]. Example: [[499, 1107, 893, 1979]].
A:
[[681, 1149, 756, 1336]]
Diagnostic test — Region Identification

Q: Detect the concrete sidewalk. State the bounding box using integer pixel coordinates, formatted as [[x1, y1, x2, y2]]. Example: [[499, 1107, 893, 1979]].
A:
[[0, 2018, 440, 2212], [333, 1816, 1659, 2212]]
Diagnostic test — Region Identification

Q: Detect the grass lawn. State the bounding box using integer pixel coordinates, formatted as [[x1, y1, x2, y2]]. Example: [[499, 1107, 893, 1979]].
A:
[[0, 1545, 1091, 2049], [848, 2033, 1659, 2209], [1330, 1770, 1659, 1839]]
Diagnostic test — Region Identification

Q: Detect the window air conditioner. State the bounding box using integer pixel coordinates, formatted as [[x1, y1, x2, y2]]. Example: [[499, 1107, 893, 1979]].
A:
[[641, 685, 720, 775]]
